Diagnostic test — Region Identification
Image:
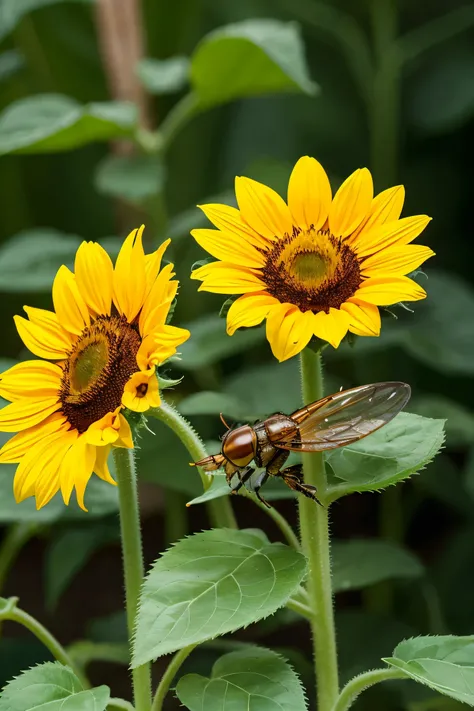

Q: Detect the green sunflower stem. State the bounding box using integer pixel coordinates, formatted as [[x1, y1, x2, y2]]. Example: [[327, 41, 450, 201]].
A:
[[298, 348, 339, 711], [151, 644, 196, 711], [113, 448, 152, 711], [149, 399, 238, 530]]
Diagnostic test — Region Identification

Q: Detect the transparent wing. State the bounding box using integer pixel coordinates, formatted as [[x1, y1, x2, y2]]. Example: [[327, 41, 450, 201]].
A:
[[276, 382, 411, 452]]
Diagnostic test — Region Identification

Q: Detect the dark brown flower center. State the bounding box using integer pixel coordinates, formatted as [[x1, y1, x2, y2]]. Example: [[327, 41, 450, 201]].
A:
[[60, 315, 141, 433], [262, 227, 361, 312]]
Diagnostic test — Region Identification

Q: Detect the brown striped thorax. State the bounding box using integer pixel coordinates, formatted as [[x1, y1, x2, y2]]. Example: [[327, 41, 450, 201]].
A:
[[192, 382, 411, 508]]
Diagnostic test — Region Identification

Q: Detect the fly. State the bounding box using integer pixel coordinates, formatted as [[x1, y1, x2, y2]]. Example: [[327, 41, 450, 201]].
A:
[[192, 381, 411, 508]]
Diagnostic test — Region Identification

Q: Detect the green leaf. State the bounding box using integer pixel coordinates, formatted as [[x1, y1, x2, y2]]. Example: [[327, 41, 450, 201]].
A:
[[45, 523, 118, 610], [67, 641, 129, 669], [0, 95, 137, 155], [0, 230, 81, 292], [94, 154, 165, 203], [132, 528, 306, 664], [410, 395, 474, 448], [191, 19, 317, 108], [332, 539, 423, 593], [136, 56, 190, 94], [0, 661, 109, 711], [178, 314, 265, 369], [383, 635, 474, 706], [0, 51, 24, 83], [326, 412, 445, 500], [176, 646, 307, 711], [0, 0, 93, 42]]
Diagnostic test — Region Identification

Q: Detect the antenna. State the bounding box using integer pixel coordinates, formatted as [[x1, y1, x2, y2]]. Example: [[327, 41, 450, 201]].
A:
[[219, 412, 231, 430]]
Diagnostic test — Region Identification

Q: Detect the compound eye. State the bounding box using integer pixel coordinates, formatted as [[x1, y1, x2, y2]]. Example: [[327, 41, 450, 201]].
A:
[[224, 425, 256, 467]]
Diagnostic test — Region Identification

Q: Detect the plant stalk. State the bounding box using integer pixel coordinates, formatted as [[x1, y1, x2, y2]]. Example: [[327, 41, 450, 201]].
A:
[[113, 448, 152, 711], [298, 348, 339, 710], [331, 668, 406, 711], [151, 644, 196, 711]]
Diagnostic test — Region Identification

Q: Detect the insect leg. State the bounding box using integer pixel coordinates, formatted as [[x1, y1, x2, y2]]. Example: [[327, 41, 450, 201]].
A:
[[279, 464, 322, 505], [230, 466, 254, 494], [253, 470, 271, 508], [266, 449, 289, 476]]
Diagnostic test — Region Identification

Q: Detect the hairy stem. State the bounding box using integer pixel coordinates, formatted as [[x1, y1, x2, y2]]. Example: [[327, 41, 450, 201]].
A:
[[331, 668, 405, 711], [113, 448, 152, 711], [151, 645, 196, 711], [298, 348, 339, 710]]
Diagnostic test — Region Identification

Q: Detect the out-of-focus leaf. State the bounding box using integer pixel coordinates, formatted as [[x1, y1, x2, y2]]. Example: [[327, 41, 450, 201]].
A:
[[410, 395, 474, 448], [132, 528, 306, 664], [67, 641, 129, 669], [0, 1, 93, 42], [176, 647, 307, 711], [179, 391, 251, 419], [0, 230, 81, 292], [384, 636, 474, 705], [0, 661, 109, 711], [332, 539, 423, 593], [87, 611, 128, 645], [432, 526, 474, 635], [326, 413, 445, 500], [415, 454, 470, 514], [94, 154, 165, 203], [136, 56, 190, 94], [167, 191, 236, 240], [408, 46, 474, 134], [179, 314, 265, 369], [0, 95, 137, 155], [45, 523, 118, 610], [0, 51, 24, 83], [191, 19, 317, 107]]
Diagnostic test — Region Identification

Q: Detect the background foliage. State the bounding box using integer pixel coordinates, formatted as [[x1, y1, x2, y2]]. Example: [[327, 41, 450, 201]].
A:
[[1, 0, 474, 709]]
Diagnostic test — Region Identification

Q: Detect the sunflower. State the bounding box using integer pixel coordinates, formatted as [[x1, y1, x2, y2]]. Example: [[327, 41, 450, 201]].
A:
[[0, 227, 189, 510], [191, 156, 433, 361]]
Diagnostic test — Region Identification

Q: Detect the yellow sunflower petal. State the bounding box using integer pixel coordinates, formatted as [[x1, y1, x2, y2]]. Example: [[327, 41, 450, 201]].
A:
[[354, 275, 427, 305], [15, 308, 72, 360], [312, 308, 351, 348], [94, 445, 116, 486], [0, 412, 66, 463], [122, 369, 160, 413], [75, 241, 114, 316], [361, 244, 435, 276], [114, 413, 134, 449], [235, 176, 294, 240], [14, 429, 75, 503], [191, 261, 266, 294], [136, 326, 190, 370], [113, 225, 147, 322], [226, 292, 279, 336], [35, 433, 78, 509], [348, 185, 405, 244], [84, 410, 122, 447], [341, 299, 381, 337], [354, 215, 432, 258], [0, 360, 62, 401], [0, 397, 60, 432], [265, 304, 314, 362], [145, 238, 171, 295], [198, 203, 268, 248], [287, 156, 332, 232], [59, 435, 95, 509], [329, 168, 373, 238], [52, 265, 90, 336], [139, 263, 177, 337], [191, 229, 266, 268]]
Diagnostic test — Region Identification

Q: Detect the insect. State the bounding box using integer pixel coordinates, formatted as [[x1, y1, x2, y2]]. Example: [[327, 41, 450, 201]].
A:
[[192, 382, 411, 507]]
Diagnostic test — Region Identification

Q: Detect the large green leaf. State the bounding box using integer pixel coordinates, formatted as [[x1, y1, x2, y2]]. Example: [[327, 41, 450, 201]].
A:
[[45, 523, 118, 610], [0, 1, 93, 42], [94, 154, 165, 204], [384, 636, 474, 706], [326, 412, 445, 501], [178, 314, 265, 369], [332, 539, 423, 593], [0, 51, 24, 83], [0, 95, 137, 155], [0, 661, 109, 711], [136, 57, 190, 95], [0, 230, 81, 292], [176, 647, 307, 711], [190, 19, 316, 108], [410, 395, 474, 448], [132, 528, 306, 664]]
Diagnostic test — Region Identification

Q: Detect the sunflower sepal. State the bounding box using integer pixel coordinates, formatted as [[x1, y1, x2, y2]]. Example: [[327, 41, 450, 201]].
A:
[[191, 257, 214, 272], [157, 372, 183, 389], [306, 337, 329, 356], [165, 297, 177, 325], [219, 295, 239, 319]]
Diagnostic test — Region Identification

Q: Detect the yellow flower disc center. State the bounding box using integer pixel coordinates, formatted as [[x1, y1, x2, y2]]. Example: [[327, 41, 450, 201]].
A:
[[70, 339, 109, 394], [262, 227, 361, 313], [60, 315, 141, 433]]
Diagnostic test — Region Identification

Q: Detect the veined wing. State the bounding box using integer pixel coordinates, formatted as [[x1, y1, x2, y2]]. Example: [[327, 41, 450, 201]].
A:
[[276, 382, 411, 452]]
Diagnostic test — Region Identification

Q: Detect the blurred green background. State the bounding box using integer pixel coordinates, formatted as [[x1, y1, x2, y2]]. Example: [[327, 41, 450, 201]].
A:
[[1, 0, 474, 709]]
